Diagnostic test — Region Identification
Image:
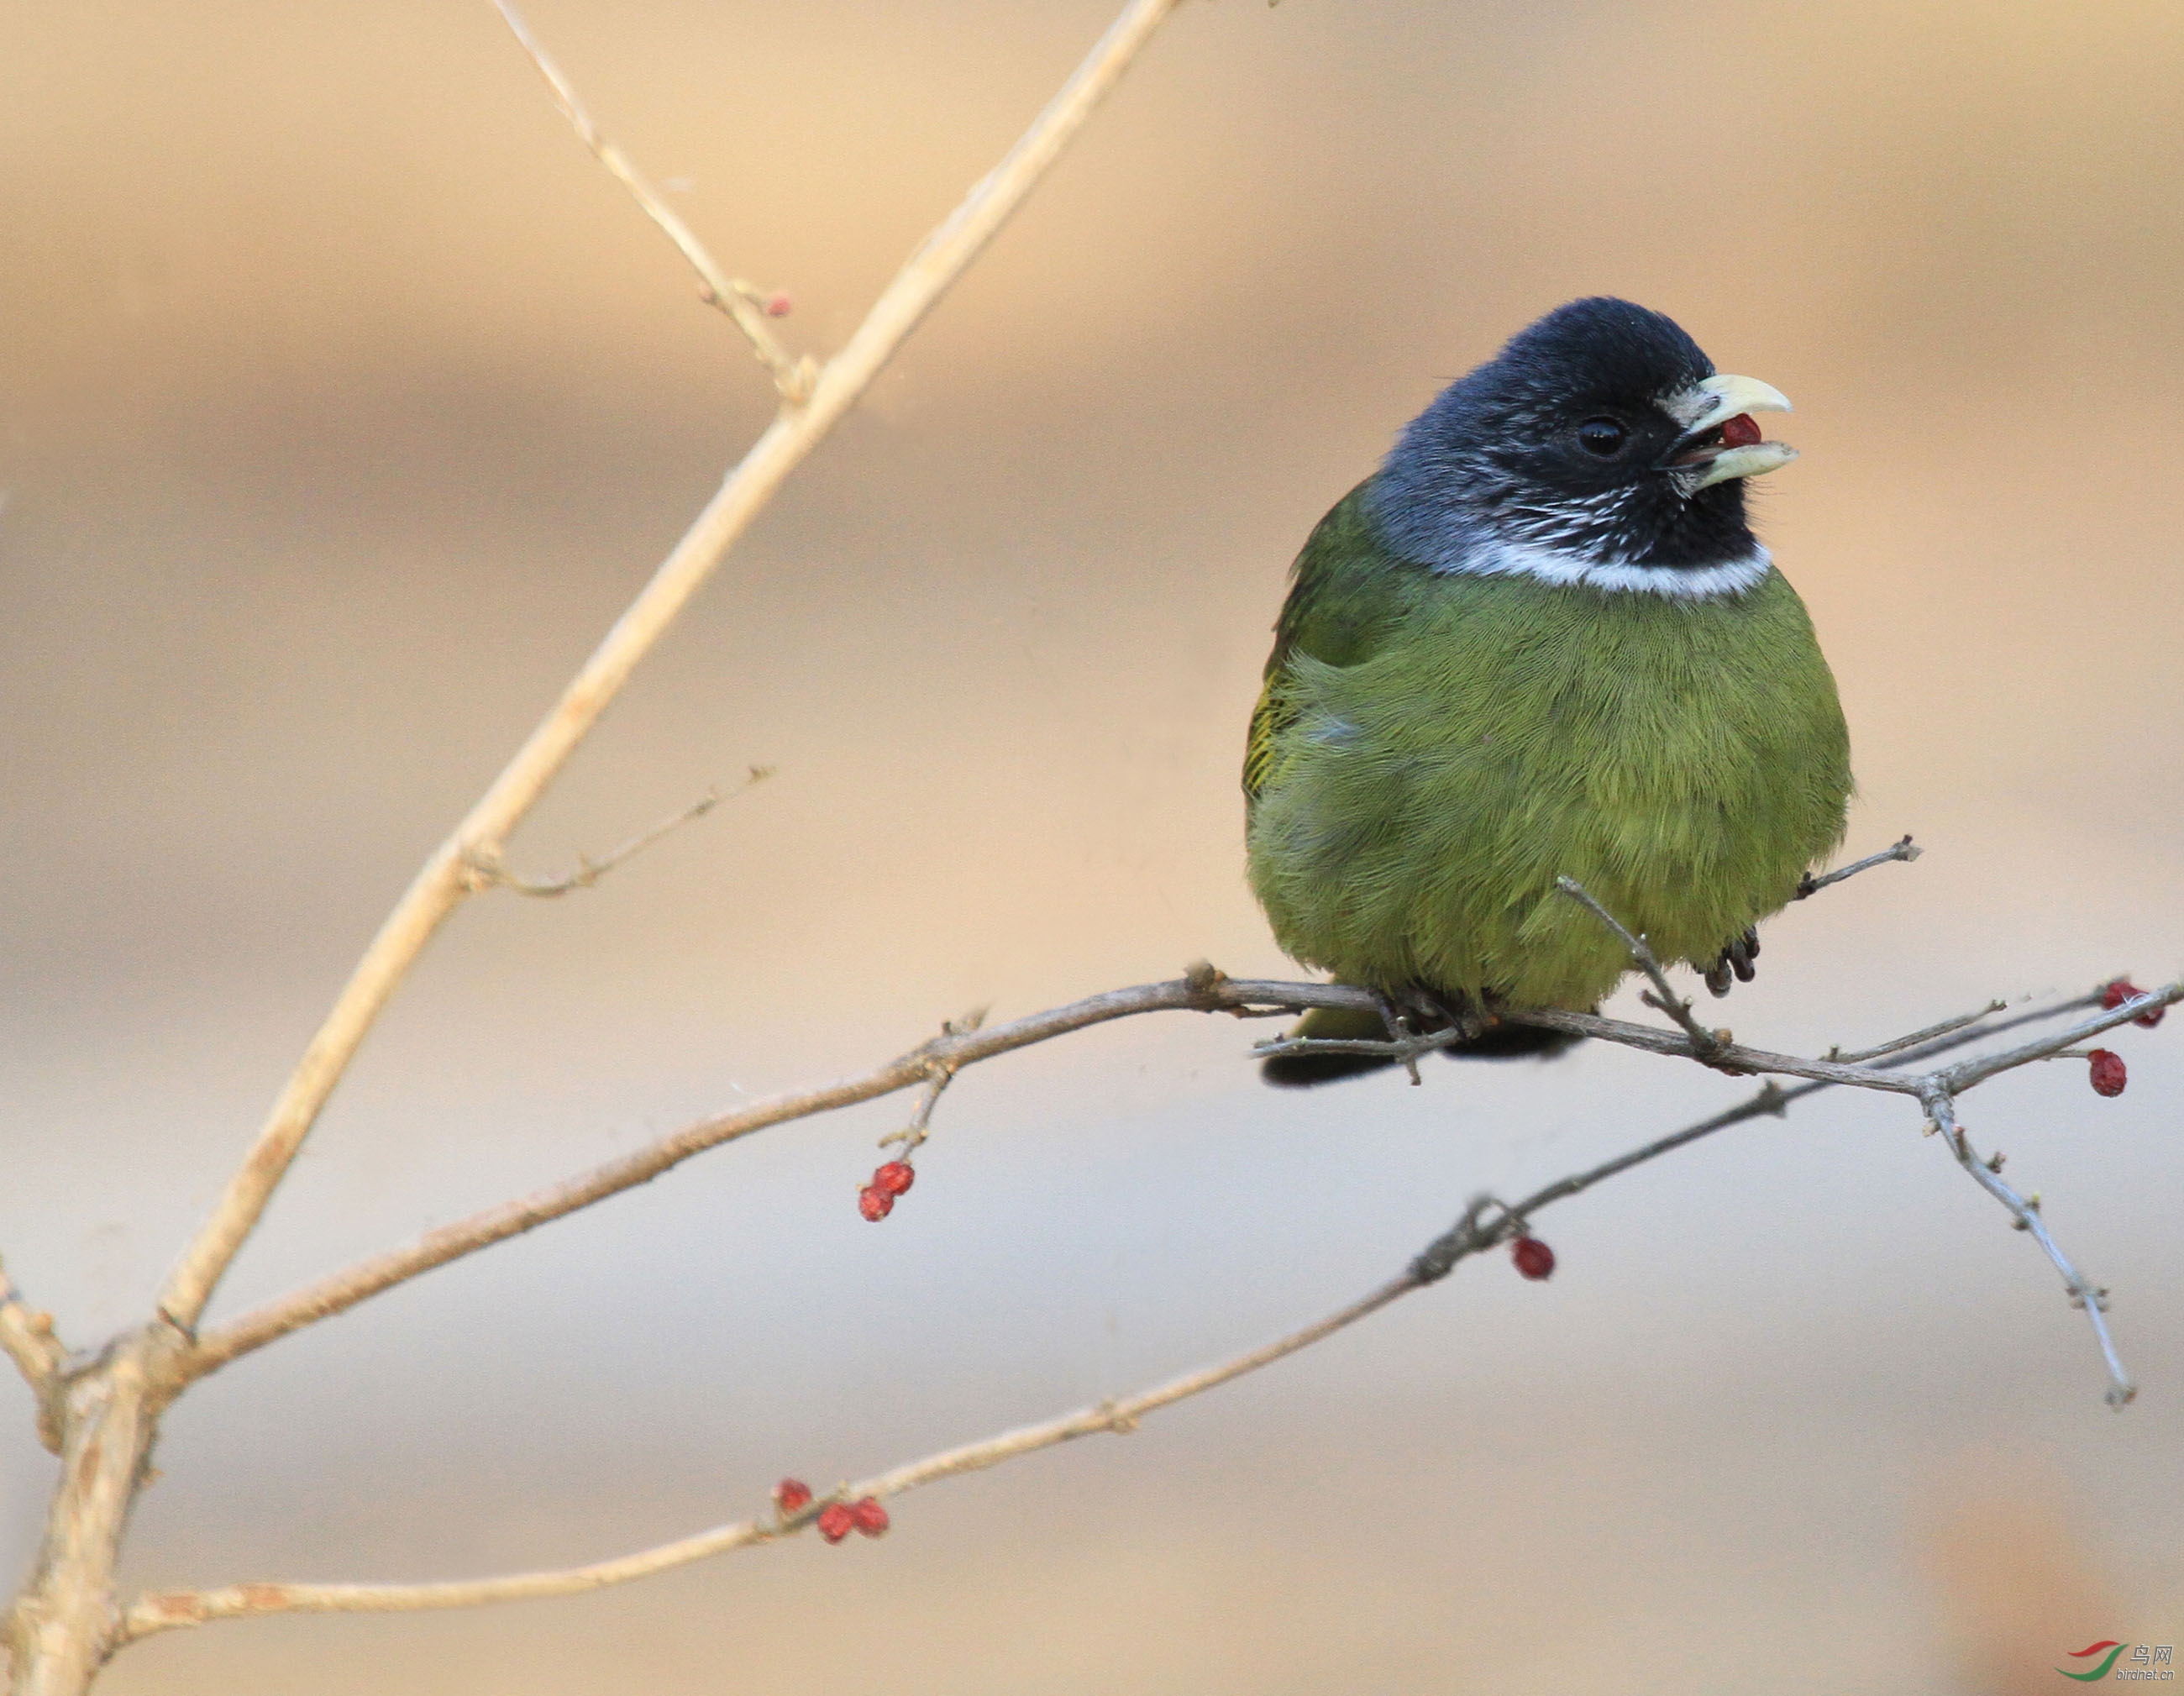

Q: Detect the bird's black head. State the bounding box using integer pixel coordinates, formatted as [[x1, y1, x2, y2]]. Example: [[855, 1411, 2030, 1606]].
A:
[[1371, 297, 1797, 592]]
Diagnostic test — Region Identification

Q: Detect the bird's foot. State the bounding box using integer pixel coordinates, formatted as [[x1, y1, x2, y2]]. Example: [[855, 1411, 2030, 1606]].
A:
[[1704, 927, 1761, 999]]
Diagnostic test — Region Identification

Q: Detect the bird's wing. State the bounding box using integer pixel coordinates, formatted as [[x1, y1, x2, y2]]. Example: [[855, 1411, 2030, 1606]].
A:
[[1245, 480, 1410, 803]]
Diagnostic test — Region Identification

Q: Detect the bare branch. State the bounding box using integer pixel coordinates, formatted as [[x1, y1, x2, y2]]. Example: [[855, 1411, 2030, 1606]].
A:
[[1829, 1000, 2007, 1063], [878, 1007, 984, 1157], [183, 970, 1318, 1377], [491, 0, 812, 399], [1258, 968, 2170, 1405], [125, 965, 2157, 1646], [130, 1074, 1809, 1642], [1920, 1090, 2134, 1408], [1845, 988, 2103, 1064], [1553, 876, 1729, 1060], [463, 769, 770, 899], [1933, 984, 2181, 1093], [0, 1258, 66, 1452], [1795, 832, 1920, 898], [1520, 979, 2179, 1095], [187, 971, 2169, 1382], [153, 0, 1188, 1336]]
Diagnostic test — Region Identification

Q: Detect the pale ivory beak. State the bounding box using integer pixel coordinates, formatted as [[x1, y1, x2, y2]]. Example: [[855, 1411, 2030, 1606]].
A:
[[1662, 374, 1797, 491]]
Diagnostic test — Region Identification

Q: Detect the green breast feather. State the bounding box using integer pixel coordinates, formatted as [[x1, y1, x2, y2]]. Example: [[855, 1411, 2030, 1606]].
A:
[[1246, 483, 1852, 1011]]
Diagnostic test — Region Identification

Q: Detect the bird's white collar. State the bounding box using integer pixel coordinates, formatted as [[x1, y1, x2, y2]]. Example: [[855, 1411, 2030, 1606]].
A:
[[1432, 536, 1774, 600]]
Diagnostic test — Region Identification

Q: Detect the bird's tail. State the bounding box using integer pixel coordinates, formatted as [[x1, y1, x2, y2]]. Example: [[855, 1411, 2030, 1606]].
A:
[[1259, 997, 1582, 1088]]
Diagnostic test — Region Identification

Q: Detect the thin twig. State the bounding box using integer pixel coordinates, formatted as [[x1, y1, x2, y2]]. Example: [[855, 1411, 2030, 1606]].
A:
[[153, 0, 1189, 1337], [1830, 1000, 2007, 1063], [1795, 833, 1920, 898], [1934, 985, 2181, 1093], [1553, 876, 1727, 1059], [128, 1077, 1804, 1641], [185, 971, 1310, 1377], [125, 972, 2160, 1641], [491, 0, 812, 400], [1920, 1090, 2134, 1408], [464, 769, 770, 898], [1252, 1023, 1470, 1064], [184, 974, 2166, 1381], [1247, 977, 2156, 1105]]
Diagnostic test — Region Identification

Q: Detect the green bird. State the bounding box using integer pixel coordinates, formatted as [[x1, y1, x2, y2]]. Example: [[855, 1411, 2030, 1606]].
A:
[[1245, 298, 1851, 1084]]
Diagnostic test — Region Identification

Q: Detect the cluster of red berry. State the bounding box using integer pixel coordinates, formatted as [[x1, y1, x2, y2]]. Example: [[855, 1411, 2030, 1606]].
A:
[[858, 1160, 916, 1221], [2102, 979, 2166, 1028], [819, 1498, 890, 1543], [2088, 979, 2168, 1099], [772, 1478, 890, 1543]]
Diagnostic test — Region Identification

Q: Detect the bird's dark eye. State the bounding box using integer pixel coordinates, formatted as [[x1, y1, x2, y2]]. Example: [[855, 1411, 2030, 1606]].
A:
[[1575, 417, 1628, 458]]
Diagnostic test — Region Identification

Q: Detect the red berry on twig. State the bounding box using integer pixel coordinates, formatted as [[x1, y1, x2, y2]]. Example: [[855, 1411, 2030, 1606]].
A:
[[858, 1185, 894, 1222], [773, 1478, 813, 1515], [1511, 1237, 1556, 1281], [2088, 1049, 2127, 1098], [2102, 979, 2166, 1028], [816, 1502, 855, 1543], [765, 292, 793, 318], [873, 1161, 916, 1196], [849, 1496, 890, 1537]]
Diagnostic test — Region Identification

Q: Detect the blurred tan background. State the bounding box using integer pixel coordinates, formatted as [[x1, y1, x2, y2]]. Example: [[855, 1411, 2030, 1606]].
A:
[[3, 2, 2181, 1690]]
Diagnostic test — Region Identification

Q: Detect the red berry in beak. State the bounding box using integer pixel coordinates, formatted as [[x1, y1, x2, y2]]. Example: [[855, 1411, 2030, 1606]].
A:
[[2088, 1049, 2127, 1097], [1719, 412, 1763, 449]]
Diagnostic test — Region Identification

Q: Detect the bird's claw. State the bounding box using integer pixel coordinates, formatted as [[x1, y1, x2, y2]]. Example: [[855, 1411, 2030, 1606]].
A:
[[1705, 927, 1761, 999]]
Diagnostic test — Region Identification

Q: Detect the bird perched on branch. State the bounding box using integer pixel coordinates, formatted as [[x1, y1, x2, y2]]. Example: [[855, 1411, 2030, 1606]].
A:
[[1245, 298, 1851, 1084]]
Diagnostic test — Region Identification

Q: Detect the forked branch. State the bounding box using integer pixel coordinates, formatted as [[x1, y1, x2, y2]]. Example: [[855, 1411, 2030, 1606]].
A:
[[186, 957, 2176, 1391], [491, 0, 812, 399], [462, 769, 770, 899], [0, 1260, 66, 1452], [121, 1076, 1833, 1642], [126, 959, 2167, 1644], [153, 0, 1189, 1337]]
